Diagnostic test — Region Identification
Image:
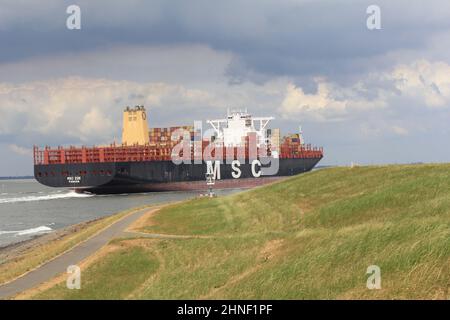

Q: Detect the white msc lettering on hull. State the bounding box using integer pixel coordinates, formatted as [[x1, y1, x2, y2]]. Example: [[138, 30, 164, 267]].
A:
[[211, 160, 262, 179], [206, 160, 221, 180], [251, 159, 261, 178], [231, 160, 241, 178]]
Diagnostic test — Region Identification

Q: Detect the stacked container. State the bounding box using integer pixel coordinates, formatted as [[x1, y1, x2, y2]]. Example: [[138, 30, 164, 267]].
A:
[[280, 133, 302, 158], [149, 126, 194, 147], [267, 128, 281, 153]]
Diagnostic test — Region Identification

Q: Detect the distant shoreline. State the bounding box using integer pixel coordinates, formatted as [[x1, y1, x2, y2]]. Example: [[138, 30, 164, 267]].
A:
[[0, 176, 34, 180]]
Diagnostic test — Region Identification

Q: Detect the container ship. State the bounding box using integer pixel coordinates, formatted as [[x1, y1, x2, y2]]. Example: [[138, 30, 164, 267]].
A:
[[33, 106, 323, 194]]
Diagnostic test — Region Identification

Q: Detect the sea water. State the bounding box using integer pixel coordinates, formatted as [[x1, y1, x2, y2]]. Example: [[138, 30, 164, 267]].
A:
[[0, 179, 239, 247]]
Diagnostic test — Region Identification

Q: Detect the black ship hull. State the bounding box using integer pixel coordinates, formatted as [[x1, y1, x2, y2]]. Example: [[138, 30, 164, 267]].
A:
[[34, 157, 322, 194]]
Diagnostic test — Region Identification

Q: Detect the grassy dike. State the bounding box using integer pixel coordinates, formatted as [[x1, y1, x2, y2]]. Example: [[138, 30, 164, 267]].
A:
[[0, 205, 153, 286], [28, 164, 450, 299]]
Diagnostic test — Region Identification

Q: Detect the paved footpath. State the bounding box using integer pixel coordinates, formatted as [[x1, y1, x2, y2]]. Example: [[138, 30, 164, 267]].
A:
[[0, 207, 155, 299]]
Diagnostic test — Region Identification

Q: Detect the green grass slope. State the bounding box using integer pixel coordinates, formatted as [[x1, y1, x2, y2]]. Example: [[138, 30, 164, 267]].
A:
[[34, 164, 450, 299]]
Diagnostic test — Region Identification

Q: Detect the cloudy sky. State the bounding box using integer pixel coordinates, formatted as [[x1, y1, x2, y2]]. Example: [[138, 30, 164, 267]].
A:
[[1, 0, 450, 175]]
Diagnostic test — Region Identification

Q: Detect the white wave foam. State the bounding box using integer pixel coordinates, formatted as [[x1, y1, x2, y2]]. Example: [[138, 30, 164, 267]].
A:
[[0, 225, 53, 236], [0, 191, 93, 204]]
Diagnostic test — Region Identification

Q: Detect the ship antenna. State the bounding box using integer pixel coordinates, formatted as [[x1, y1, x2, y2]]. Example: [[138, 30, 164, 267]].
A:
[[299, 124, 304, 145]]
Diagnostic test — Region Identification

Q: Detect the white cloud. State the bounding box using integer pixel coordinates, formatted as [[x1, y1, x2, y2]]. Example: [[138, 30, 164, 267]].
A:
[[391, 125, 409, 136], [79, 108, 114, 142], [0, 77, 223, 144], [2, 58, 449, 150], [8, 144, 31, 156], [280, 78, 387, 122], [280, 59, 450, 121], [392, 59, 450, 108], [287, 80, 347, 111]]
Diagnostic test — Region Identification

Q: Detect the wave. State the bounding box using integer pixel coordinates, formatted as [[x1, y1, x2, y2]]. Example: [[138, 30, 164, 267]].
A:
[[0, 191, 94, 204], [0, 225, 53, 236]]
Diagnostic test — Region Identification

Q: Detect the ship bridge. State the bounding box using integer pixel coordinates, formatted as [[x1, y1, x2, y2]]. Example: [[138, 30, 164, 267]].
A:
[[207, 109, 274, 147]]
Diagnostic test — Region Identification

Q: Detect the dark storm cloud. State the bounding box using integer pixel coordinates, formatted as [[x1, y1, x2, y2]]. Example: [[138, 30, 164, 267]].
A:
[[1, 0, 450, 82]]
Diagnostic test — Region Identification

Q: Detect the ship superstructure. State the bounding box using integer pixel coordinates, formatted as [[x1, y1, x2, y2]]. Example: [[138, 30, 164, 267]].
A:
[[207, 109, 274, 148]]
